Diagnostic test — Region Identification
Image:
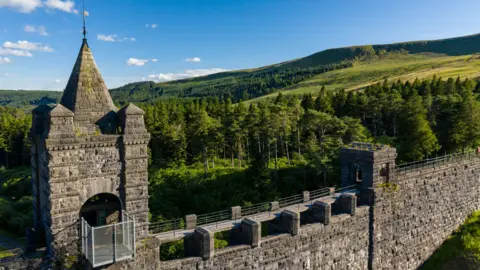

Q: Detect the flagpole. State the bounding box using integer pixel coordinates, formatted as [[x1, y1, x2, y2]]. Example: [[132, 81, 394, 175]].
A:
[[82, 0, 86, 39]]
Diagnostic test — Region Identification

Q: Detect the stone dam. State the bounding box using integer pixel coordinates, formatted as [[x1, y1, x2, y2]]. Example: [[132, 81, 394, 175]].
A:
[[1, 37, 480, 270]]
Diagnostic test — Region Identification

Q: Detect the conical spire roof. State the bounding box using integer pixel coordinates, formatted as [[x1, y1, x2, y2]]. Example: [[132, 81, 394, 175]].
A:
[[60, 39, 117, 133]]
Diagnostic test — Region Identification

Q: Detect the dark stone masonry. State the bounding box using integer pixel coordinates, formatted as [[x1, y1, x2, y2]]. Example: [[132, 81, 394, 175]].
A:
[[1, 38, 480, 270]]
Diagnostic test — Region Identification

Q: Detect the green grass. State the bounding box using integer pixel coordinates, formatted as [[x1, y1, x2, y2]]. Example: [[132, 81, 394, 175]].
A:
[[421, 210, 480, 269], [0, 247, 14, 259], [246, 53, 480, 104]]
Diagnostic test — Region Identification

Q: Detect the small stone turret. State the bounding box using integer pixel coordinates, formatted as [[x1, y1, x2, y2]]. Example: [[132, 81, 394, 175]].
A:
[[340, 142, 397, 189], [46, 104, 76, 139], [118, 103, 149, 134], [118, 103, 151, 237]]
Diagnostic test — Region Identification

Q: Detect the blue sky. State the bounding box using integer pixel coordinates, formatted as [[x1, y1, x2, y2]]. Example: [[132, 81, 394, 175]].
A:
[[1, 0, 480, 90]]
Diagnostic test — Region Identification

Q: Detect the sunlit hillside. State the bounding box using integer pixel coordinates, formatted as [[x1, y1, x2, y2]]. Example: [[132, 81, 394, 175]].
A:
[[246, 53, 480, 103]]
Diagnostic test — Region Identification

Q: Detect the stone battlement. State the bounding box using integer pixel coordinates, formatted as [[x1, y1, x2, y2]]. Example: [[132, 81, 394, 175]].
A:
[[153, 143, 480, 270]]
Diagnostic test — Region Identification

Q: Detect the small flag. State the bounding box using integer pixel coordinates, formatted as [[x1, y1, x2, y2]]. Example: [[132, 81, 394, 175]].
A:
[[84, 10, 89, 17]]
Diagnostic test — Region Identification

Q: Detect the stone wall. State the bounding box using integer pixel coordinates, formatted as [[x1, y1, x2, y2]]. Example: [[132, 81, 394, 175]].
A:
[[156, 150, 480, 270], [0, 256, 42, 270], [160, 206, 370, 270], [372, 156, 480, 269]]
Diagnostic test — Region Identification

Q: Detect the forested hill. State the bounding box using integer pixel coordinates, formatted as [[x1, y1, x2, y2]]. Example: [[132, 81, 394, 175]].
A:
[[0, 90, 61, 109], [286, 33, 480, 69], [92, 33, 480, 104], [3, 33, 480, 109]]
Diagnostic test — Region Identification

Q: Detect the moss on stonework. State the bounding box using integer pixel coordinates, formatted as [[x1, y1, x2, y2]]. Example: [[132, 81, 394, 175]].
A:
[[74, 128, 82, 137], [377, 182, 400, 193], [0, 247, 14, 259], [64, 255, 78, 269]]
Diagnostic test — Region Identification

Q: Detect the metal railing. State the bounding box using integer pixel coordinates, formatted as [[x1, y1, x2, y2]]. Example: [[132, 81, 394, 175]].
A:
[[395, 152, 478, 174], [81, 210, 135, 268], [197, 210, 232, 227], [148, 218, 184, 235], [241, 202, 270, 217], [278, 193, 303, 208], [309, 187, 332, 200], [149, 185, 358, 236]]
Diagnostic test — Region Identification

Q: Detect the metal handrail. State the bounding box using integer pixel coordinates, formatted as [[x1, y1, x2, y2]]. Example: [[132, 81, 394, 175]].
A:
[[396, 152, 478, 173], [309, 187, 331, 200], [278, 194, 303, 208], [241, 202, 270, 217], [149, 218, 184, 234], [148, 186, 357, 234], [197, 210, 231, 226]]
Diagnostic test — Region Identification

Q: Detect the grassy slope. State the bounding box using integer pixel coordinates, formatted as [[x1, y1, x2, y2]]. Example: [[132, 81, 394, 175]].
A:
[[421, 210, 480, 270], [246, 53, 480, 103]]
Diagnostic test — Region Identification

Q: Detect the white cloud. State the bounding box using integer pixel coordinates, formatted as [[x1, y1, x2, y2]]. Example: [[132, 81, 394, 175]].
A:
[[151, 58, 158, 62], [3, 40, 53, 52], [1, 73, 17, 77], [24, 24, 48, 36], [55, 79, 61, 83], [145, 23, 157, 29], [97, 34, 117, 42], [126, 58, 148, 66], [0, 57, 12, 64], [44, 0, 77, 14], [0, 47, 33, 57], [0, 0, 42, 13], [97, 34, 135, 42], [186, 57, 201, 62], [24, 25, 35, 32], [147, 68, 227, 82]]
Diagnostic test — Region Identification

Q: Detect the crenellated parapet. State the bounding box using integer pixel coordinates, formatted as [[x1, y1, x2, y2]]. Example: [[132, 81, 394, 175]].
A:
[[160, 189, 368, 270]]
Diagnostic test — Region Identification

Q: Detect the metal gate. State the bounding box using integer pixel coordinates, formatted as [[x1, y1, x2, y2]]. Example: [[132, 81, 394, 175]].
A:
[[81, 210, 136, 267]]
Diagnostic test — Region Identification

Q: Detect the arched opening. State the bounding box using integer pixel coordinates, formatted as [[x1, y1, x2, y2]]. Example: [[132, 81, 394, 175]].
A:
[[80, 193, 122, 226], [80, 193, 135, 267], [379, 163, 389, 181], [354, 164, 363, 185]]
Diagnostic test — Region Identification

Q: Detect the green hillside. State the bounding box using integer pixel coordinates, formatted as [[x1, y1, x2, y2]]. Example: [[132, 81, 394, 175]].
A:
[[246, 53, 480, 103], [107, 33, 480, 103], [0, 90, 62, 110], [3, 33, 480, 108]]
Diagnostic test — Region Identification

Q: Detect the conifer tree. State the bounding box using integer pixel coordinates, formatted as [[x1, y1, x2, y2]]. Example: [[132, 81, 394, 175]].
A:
[[450, 89, 480, 151], [398, 93, 439, 161]]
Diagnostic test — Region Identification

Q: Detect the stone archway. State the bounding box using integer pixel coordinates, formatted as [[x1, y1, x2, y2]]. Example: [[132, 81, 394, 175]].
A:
[[80, 193, 123, 227]]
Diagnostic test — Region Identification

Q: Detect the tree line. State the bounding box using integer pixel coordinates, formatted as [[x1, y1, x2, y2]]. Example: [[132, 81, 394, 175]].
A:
[[111, 63, 352, 105], [1, 75, 480, 238], [2, 76, 480, 172]]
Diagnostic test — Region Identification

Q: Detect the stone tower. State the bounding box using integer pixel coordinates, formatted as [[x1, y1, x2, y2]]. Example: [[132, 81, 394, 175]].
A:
[[29, 38, 150, 256], [340, 142, 397, 201]]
